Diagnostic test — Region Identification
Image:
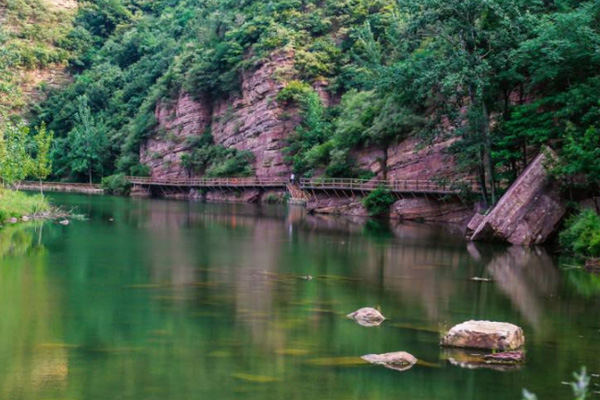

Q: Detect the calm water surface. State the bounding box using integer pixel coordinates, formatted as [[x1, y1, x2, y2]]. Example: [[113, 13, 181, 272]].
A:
[[1, 193, 599, 399]]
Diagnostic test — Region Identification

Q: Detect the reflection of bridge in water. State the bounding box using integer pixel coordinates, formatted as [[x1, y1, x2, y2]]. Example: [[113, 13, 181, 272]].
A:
[[126, 176, 481, 197]]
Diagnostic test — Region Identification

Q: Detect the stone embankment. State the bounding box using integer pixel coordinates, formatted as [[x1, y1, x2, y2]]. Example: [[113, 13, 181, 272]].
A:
[[19, 182, 104, 195]]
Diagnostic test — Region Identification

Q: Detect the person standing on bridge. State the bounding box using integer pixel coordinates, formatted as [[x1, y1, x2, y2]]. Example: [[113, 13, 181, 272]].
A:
[[290, 173, 296, 184]]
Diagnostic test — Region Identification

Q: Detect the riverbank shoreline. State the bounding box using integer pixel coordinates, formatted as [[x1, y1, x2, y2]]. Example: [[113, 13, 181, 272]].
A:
[[19, 181, 104, 195]]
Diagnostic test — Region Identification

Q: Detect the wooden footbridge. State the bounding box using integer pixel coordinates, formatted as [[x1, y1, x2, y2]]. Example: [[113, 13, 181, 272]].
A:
[[126, 176, 480, 197]]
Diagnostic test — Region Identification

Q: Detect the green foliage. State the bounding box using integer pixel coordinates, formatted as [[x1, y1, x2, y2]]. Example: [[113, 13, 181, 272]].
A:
[[0, 187, 50, 221], [31, 123, 54, 183], [0, 121, 31, 185], [559, 210, 600, 258], [10, 0, 600, 197], [54, 96, 109, 183], [523, 367, 590, 400], [181, 134, 254, 177], [0, 0, 76, 114], [276, 81, 313, 103], [101, 173, 132, 196], [362, 186, 395, 216], [284, 89, 333, 175]]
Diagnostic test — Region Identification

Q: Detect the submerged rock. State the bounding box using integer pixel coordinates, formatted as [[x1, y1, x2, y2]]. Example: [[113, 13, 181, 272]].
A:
[[346, 307, 385, 327], [59, 219, 70, 226], [440, 320, 525, 351], [444, 348, 525, 371], [361, 351, 417, 372], [9, 217, 18, 224], [484, 350, 525, 365], [21, 215, 29, 222], [467, 149, 565, 245]]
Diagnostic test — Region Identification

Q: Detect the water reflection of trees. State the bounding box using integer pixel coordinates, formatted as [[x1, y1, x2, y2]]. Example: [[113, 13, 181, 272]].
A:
[[2, 199, 599, 400]]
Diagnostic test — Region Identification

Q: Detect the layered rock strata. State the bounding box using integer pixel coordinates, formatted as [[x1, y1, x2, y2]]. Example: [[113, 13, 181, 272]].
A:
[[468, 149, 566, 245]]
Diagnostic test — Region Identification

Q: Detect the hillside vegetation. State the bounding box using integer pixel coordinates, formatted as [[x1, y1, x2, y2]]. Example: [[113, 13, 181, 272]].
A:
[[4, 0, 597, 205], [0, 0, 76, 116]]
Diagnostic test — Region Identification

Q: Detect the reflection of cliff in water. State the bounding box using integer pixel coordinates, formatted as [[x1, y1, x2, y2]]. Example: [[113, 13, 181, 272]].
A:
[[136, 202, 566, 331], [483, 246, 559, 330]]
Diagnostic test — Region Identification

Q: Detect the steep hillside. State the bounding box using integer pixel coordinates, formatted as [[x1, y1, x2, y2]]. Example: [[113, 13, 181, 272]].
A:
[[26, 0, 600, 208], [0, 0, 76, 117]]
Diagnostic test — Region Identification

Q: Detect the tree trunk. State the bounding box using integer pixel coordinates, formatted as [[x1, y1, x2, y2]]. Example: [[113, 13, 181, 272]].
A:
[[89, 168, 92, 185], [481, 100, 497, 205]]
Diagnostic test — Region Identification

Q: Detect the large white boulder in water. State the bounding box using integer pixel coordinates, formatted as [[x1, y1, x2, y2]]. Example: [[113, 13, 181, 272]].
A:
[[440, 320, 525, 351], [346, 307, 385, 327], [361, 351, 417, 371]]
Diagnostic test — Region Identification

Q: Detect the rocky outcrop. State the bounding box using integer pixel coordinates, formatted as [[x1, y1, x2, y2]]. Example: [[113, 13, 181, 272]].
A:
[[211, 51, 298, 178], [142, 52, 298, 181], [346, 307, 386, 327], [390, 198, 472, 224], [140, 93, 212, 180], [361, 352, 417, 371], [440, 320, 525, 351], [141, 51, 474, 221], [468, 149, 566, 245]]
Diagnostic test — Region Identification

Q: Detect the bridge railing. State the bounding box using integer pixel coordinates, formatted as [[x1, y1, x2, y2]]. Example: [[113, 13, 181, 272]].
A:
[[300, 178, 480, 193], [127, 176, 481, 193], [125, 176, 289, 187]]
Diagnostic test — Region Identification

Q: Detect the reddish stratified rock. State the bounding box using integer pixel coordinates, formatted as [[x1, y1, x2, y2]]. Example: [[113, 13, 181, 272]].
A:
[[361, 351, 417, 371], [484, 351, 525, 365], [347, 307, 386, 327], [211, 51, 297, 178], [141, 92, 212, 180], [390, 198, 472, 224], [468, 149, 566, 245], [141, 52, 297, 181], [205, 190, 261, 204], [440, 320, 525, 351], [444, 348, 525, 371]]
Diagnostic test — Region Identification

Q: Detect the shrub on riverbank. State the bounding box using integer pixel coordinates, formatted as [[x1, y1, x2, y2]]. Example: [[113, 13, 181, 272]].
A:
[[559, 210, 600, 258], [101, 173, 132, 196], [0, 188, 50, 222], [362, 187, 396, 217]]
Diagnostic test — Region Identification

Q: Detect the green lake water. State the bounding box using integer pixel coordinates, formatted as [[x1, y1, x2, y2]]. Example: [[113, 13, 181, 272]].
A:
[[1, 193, 599, 399]]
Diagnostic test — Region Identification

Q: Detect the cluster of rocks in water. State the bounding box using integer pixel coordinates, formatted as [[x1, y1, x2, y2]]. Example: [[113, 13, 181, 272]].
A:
[[347, 307, 526, 372]]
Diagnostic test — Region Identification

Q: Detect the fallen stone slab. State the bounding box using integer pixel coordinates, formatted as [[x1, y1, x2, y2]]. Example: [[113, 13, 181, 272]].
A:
[[361, 351, 417, 371], [346, 307, 385, 327], [440, 320, 525, 351], [467, 149, 565, 245]]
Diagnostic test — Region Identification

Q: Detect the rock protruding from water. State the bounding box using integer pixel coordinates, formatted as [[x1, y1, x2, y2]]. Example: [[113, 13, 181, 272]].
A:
[[441, 320, 525, 351], [346, 307, 385, 327], [468, 149, 565, 245], [361, 351, 417, 371]]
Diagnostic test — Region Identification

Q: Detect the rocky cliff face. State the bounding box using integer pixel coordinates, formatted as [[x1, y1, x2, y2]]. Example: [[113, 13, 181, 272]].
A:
[[211, 51, 298, 178], [141, 52, 472, 223], [140, 93, 212, 179], [142, 51, 298, 179]]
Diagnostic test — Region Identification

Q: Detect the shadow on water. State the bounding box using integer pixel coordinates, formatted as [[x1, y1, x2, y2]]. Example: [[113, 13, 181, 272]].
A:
[[0, 193, 598, 400]]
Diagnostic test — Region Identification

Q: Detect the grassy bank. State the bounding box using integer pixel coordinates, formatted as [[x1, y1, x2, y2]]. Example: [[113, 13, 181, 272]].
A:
[[0, 188, 51, 222]]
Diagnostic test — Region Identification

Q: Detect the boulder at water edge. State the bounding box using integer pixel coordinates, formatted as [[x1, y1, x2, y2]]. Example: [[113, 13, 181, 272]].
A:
[[440, 320, 525, 351], [361, 351, 417, 372], [346, 307, 385, 327]]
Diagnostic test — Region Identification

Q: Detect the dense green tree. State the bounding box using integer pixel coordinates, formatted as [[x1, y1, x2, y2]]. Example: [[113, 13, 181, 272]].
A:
[[58, 96, 109, 183]]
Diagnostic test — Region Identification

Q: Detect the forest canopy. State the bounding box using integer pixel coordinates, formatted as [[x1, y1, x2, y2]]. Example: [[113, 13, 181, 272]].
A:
[[2, 0, 597, 204]]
